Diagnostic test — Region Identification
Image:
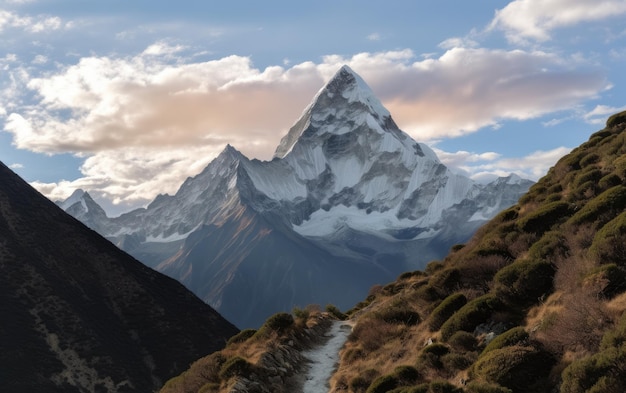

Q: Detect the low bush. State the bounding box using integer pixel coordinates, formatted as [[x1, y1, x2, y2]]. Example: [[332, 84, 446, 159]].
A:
[[582, 263, 626, 298], [428, 293, 467, 331], [350, 369, 381, 393], [440, 295, 501, 341], [441, 352, 474, 371], [377, 305, 421, 326], [227, 328, 257, 345], [589, 211, 626, 264], [527, 231, 569, 261], [198, 383, 220, 393], [560, 346, 626, 393], [262, 312, 294, 333], [392, 365, 422, 385], [598, 173, 621, 190], [422, 343, 450, 357], [567, 185, 626, 227], [447, 331, 478, 352], [366, 375, 398, 393], [428, 380, 463, 393], [465, 381, 512, 393], [481, 327, 528, 355], [429, 268, 461, 295], [606, 110, 626, 127], [517, 201, 572, 234], [494, 259, 555, 307], [218, 356, 252, 380], [470, 345, 554, 393], [326, 304, 348, 320]]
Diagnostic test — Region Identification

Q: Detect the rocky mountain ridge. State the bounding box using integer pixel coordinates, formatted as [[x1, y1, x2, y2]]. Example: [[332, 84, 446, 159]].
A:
[[0, 161, 238, 392]]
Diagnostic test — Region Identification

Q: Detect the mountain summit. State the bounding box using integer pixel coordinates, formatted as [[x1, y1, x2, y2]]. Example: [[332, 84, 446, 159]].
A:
[[60, 66, 532, 328]]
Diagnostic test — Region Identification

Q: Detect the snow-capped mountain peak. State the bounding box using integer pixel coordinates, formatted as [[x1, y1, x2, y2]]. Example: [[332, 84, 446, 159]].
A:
[[58, 188, 87, 211], [274, 65, 395, 159]]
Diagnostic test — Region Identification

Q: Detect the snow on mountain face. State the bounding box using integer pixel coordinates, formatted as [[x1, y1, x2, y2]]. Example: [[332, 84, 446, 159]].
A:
[[243, 65, 479, 238]]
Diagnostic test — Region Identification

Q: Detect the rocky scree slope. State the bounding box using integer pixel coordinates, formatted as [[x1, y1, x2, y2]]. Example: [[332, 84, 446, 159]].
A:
[[161, 110, 626, 393], [60, 66, 532, 329], [0, 162, 238, 393]]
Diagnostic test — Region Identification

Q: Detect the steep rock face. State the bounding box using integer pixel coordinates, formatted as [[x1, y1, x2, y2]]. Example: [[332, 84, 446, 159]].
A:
[[0, 162, 238, 393], [60, 66, 532, 328]]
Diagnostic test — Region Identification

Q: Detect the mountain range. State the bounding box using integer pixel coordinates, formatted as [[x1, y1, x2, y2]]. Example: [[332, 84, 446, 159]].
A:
[[159, 111, 626, 393], [0, 161, 238, 392], [60, 66, 533, 328]]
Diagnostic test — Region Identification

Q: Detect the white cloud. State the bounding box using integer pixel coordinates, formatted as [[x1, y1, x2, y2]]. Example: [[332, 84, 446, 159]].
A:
[[489, 0, 626, 43], [367, 33, 381, 41], [583, 104, 626, 124], [465, 147, 572, 182], [4, 45, 609, 209], [9, 163, 23, 169], [0, 8, 64, 33]]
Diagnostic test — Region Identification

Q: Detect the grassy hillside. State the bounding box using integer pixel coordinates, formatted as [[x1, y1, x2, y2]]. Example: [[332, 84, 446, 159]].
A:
[[330, 110, 626, 393], [160, 111, 626, 393]]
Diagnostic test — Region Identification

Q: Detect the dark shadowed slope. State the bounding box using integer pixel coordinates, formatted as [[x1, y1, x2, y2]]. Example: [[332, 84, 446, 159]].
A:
[[0, 161, 238, 393]]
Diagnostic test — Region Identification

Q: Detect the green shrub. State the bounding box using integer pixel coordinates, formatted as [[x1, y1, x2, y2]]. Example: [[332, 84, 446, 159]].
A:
[[198, 383, 220, 393], [600, 312, 626, 350], [470, 345, 554, 393], [292, 306, 310, 320], [428, 268, 461, 294], [218, 356, 252, 380], [568, 185, 626, 226], [428, 380, 463, 393], [326, 304, 347, 320], [481, 327, 528, 355], [582, 263, 626, 298], [422, 343, 450, 357], [227, 328, 257, 345], [527, 231, 569, 260], [351, 375, 376, 393], [429, 293, 467, 331], [606, 110, 626, 127], [263, 312, 294, 332], [392, 365, 422, 385], [388, 385, 429, 393], [440, 295, 501, 341], [598, 173, 621, 190], [517, 201, 572, 234], [424, 260, 444, 275], [442, 352, 474, 371], [377, 305, 421, 326], [574, 168, 602, 187], [494, 259, 555, 306], [465, 381, 513, 393], [560, 346, 626, 393], [447, 330, 478, 352], [366, 375, 399, 393], [589, 211, 626, 264], [350, 369, 381, 393]]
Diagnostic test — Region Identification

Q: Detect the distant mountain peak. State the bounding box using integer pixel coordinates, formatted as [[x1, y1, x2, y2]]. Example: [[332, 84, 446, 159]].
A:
[[274, 65, 392, 159]]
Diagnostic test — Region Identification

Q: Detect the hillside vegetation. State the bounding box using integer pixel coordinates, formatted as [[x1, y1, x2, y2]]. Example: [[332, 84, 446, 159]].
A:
[[161, 111, 626, 393]]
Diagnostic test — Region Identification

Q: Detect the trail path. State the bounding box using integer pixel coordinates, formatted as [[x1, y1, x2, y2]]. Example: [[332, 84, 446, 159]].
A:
[[301, 320, 353, 393]]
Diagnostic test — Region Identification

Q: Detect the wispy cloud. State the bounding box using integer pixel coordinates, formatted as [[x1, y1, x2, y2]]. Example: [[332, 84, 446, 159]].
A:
[[442, 146, 573, 182], [489, 0, 626, 44], [0, 8, 65, 33], [367, 32, 381, 41], [583, 104, 626, 124]]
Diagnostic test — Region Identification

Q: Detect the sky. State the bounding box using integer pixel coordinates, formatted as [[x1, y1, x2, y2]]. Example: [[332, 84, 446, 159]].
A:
[[1, 0, 625, 216]]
